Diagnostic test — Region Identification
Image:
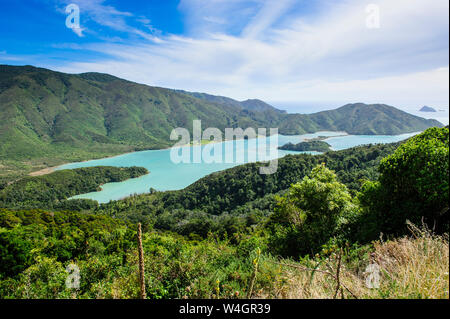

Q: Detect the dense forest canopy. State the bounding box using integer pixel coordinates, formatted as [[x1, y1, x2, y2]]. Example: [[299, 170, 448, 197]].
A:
[[0, 166, 148, 210], [0, 127, 447, 299]]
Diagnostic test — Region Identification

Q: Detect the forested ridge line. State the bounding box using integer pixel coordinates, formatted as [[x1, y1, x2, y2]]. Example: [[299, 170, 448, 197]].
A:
[[0, 166, 148, 210]]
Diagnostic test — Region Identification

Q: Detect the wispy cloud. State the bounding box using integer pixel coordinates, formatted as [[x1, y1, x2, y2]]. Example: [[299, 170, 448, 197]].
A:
[[57, 0, 161, 42], [0, 50, 25, 62], [51, 0, 448, 110], [177, 0, 263, 36], [242, 0, 297, 38]]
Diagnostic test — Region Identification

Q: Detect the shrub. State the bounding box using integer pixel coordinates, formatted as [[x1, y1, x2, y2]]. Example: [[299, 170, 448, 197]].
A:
[[357, 127, 449, 241], [267, 164, 356, 257]]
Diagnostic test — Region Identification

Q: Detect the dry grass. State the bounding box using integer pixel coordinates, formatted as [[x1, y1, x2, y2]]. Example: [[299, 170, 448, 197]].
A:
[[370, 223, 449, 299], [259, 224, 449, 299]]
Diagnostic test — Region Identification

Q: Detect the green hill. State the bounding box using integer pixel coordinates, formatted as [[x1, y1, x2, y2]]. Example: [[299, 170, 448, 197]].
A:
[[0, 166, 148, 209], [305, 103, 442, 135], [0, 65, 443, 180], [276, 103, 443, 135]]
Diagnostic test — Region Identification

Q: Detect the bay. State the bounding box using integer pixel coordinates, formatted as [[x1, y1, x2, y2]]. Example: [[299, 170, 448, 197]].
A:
[[58, 131, 418, 203]]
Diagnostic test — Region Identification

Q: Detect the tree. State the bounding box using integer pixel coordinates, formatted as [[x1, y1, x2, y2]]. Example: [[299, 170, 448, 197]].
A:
[[0, 230, 33, 278], [267, 164, 356, 257], [357, 127, 449, 241]]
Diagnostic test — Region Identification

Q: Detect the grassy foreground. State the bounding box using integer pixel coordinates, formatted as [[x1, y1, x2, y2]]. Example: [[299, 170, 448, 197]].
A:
[[263, 224, 448, 299]]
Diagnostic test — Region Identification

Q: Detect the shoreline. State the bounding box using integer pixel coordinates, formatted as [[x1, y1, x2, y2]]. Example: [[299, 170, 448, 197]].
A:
[[29, 130, 420, 203], [25, 131, 357, 177], [27, 131, 345, 177], [27, 149, 139, 177], [303, 132, 349, 142], [29, 166, 58, 177], [26, 135, 268, 177]]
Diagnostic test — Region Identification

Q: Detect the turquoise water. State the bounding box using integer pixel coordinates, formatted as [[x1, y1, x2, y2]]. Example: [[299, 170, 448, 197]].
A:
[[59, 131, 418, 203]]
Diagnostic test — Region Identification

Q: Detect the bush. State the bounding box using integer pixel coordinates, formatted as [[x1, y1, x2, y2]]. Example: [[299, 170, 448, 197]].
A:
[[0, 230, 33, 278], [357, 127, 449, 241], [267, 164, 356, 257]]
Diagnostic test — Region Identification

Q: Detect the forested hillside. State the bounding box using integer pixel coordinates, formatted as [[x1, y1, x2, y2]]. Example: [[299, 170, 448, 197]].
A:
[[0, 127, 447, 299], [88, 141, 402, 236], [0, 166, 148, 210], [0, 65, 442, 182]]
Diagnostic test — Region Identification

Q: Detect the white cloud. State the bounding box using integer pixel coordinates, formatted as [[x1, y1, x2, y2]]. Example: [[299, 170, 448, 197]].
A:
[[52, 0, 448, 110], [58, 0, 161, 42], [203, 16, 226, 25], [242, 0, 297, 38], [177, 0, 263, 35]]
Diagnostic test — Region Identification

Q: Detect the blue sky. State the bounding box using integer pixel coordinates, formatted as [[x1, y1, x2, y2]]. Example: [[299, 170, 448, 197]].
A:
[[0, 0, 448, 120]]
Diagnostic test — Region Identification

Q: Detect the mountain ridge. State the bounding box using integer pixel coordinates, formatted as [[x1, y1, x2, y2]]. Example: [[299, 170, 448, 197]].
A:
[[0, 65, 443, 180], [175, 90, 286, 113]]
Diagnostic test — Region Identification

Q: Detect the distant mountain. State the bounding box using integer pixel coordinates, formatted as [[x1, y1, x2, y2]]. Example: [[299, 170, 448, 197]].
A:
[[0, 65, 443, 178], [177, 90, 286, 113], [175, 90, 243, 108], [295, 103, 443, 135], [241, 99, 286, 113], [419, 106, 437, 112]]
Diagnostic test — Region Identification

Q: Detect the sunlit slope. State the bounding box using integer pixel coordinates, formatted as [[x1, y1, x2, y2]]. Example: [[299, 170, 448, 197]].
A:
[[0, 65, 442, 169]]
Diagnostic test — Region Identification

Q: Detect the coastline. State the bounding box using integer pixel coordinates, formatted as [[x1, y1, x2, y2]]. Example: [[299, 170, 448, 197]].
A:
[[26, 132, 344, 177], [29, 166, 58, 177], [302, 132, 349, 142], [27, 149, 139, 177], [44, 130, 419, 203], [26, 131, 379, 177], [26, 134, 270, 177]]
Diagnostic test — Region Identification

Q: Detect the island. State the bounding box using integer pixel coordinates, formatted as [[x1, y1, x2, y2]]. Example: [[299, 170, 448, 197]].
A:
[[419, 106, 437, 112], [278, 140, 332, 152]]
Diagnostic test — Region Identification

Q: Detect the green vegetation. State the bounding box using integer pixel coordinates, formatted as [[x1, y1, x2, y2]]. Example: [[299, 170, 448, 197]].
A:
[[304, 103, 442, 135], [0, 166, 148, 210], [0, 208, 447, 299], [266, 127, 449, 259], [0, 209, 282, 299], [190, 139, 218, 146], [279, 140, 332, 152], [0, 121, 447, 298], [267, 164, 356, 257], [192, 91, 443, 135], [0, 65, 442, 182], [356, 127, 449, 241], [86, 141, 400, 234]]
